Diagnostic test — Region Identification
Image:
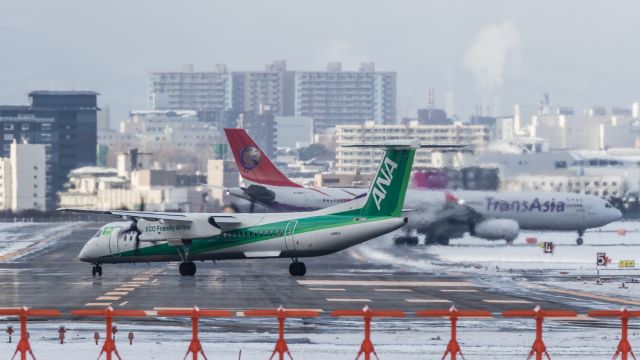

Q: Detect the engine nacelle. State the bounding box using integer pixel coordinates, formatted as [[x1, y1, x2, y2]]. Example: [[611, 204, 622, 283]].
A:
[[472, 219, 519, 241]]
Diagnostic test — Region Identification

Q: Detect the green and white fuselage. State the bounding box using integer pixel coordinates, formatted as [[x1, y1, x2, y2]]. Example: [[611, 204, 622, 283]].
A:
[[81, 208, 407, 263], [73, 142, 417, 273]]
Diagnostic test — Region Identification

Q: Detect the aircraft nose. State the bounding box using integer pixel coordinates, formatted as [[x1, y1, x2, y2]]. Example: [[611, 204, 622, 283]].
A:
[[78, 240, 97, 262], [612, 208, 623, 222]]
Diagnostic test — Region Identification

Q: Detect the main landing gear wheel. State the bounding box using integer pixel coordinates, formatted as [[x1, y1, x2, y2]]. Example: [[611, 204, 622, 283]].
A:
[[179, 261, 197, 276], [92, 265, 102, 277], [576, 230, 585, 245], [289, 262, 306, 277]]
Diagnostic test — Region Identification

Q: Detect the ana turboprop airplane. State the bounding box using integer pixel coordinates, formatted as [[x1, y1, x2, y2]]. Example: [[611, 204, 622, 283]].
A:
[[221, 128, 622, 245], [61, 140, 423, 277]]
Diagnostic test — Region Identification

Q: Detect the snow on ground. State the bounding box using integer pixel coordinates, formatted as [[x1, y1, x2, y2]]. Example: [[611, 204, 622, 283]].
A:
[[0, 222, 82, 261]]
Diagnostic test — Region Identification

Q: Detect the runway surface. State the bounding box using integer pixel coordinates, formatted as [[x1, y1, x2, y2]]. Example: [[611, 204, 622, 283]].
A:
[[0, 222, 637, 320]]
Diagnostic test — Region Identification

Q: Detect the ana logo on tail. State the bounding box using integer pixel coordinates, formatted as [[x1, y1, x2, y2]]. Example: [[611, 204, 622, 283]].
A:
[[372, 156, 398, 210]]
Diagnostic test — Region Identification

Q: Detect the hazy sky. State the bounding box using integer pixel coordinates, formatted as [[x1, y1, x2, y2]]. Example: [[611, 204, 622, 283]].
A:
[[1, 1, 639, 122]]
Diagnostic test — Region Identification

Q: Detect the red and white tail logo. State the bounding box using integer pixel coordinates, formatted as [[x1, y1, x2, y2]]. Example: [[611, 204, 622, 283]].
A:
[[224, 128, 302, 188]]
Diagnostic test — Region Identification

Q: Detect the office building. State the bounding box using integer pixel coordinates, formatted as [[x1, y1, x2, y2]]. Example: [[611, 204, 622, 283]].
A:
[[0, 91, 98, 208], [0, 141, 46, 211]]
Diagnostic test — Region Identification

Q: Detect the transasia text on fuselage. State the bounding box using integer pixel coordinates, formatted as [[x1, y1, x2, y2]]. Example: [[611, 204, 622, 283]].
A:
[[485, 197, 566, 213]]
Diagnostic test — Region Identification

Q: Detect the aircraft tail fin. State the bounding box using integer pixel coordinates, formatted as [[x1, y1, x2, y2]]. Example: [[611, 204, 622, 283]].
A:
[[351, 141, 418, 217], [224, 128, 302, 188]]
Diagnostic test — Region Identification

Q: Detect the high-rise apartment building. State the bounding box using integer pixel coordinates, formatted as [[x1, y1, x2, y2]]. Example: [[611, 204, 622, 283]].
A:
[[148, 61, 396, 131], [232, 61, 295, 116], [295, 62, 396, 131], [148, 64, 233, 112]]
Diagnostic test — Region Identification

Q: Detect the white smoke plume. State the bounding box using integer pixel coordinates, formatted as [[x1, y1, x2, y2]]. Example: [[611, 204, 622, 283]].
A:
[[464, 20, 520, 97]]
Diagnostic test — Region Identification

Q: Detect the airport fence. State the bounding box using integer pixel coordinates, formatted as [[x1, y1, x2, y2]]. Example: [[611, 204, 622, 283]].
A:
[[1, 305, 638, 360]]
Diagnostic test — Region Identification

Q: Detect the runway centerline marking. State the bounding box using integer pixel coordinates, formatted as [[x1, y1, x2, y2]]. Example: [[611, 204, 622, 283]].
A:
[[483, 299, 532, 304], [375, 288, 413, 292], [85, 302, 112, 306], [326, 298, 372, 302], [132, 277, 150, 281], [405, 299, 452, 303], [441, 289, 479, 293], [299, 280, 477, 287], [309, 288, 346, 291], [106, 292, 128, 296], [115, 288, 135, 291], [97, 296, 121, 301], [119, 301, 128, 307]]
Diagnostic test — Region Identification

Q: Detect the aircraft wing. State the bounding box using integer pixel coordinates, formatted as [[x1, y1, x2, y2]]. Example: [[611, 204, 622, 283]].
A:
[[57, 208, 193, 223]]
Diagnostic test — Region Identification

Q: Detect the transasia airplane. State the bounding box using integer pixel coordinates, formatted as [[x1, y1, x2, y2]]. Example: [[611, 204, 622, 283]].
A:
[[222, 128, 622, 245], [61, 141, 421, 277]]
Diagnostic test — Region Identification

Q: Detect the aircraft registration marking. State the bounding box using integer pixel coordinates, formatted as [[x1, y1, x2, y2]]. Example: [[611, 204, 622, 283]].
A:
[[299, 280, 477, 287]]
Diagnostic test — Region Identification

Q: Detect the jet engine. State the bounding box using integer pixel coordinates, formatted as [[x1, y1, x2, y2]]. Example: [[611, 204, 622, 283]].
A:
[[471, 219, 519, 241]]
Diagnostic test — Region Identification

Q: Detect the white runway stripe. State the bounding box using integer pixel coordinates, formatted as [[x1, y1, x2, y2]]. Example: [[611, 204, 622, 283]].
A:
[[106, 292, 128, 296], [440, 289, 478, 293], [375, 288, 413, 292], [85, 302, 112, 307], [405, 299, 452, 303], [326, 298, 372, 302], [309, 288, 346, 291], [96, 296, 121, 301], [483, 299, 532, 304], [299, 280, 477, 287]]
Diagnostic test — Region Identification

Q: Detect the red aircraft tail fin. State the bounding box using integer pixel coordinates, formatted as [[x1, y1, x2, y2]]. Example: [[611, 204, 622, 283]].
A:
[[224, 128, 302, 188], [445, 191, 459, 204]]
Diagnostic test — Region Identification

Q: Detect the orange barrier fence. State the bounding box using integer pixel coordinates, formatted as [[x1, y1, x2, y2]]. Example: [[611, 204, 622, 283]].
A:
[[0, 305, 638, 359], [588, 308, 640, 360], [71, 307, 147, 360], [331, 305, 405, 360], [245, 306, 320, 360], [0, 306, 60, 360], [156, 307, 232, 360], [502, 306, 578, 360], [417, 306, 492, 360]]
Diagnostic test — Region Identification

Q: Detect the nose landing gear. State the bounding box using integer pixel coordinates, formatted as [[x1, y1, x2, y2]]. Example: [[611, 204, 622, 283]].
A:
[[92, 264, 102, 277], [179, 261, 197, 276], [289, 260, 306, 277]]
